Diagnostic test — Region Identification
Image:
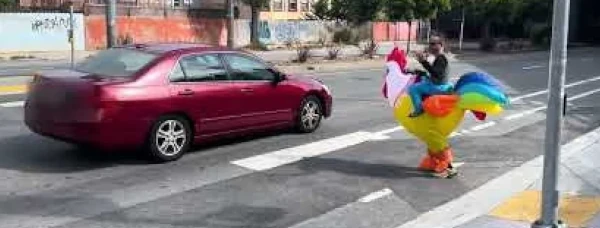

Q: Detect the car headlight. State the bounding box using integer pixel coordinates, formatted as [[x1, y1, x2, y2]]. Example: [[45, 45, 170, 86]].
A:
[[312, 77, 330, 93]]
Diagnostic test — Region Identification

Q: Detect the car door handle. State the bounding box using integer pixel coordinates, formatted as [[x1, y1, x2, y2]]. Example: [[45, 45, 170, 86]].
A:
[[240, 88, 254, 93], [178, 89, 194, 96]]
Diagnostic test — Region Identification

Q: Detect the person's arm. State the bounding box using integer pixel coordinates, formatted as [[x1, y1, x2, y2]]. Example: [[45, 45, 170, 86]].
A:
[[419, 55, 448, 83]]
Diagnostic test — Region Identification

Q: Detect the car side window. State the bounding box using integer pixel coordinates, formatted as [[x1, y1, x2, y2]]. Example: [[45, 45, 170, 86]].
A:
[[224, 54, 276, 81], [170, 54, 228, 82]]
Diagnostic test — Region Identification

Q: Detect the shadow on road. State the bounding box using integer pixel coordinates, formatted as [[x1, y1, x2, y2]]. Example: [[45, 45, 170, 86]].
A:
[[297, 157, 433, 179], [0, 128, 297, 174], [0, 134, 146, 173]]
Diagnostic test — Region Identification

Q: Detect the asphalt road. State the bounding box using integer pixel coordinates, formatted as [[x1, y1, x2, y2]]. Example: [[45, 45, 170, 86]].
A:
[[0, 49, 600, 228]]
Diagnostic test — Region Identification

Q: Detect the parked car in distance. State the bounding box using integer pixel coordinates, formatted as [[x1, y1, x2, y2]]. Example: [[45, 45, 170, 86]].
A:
[[24, 43, 333, 162]]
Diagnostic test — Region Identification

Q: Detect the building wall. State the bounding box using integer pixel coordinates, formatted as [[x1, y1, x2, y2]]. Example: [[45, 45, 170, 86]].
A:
[[85, 16, 228, 49], [234, 20, 416, 47], [260, 11, 307, 20], [372, 22, 418, 42], [0, 13, 86, 52], [259, 0, 314, 20], [234, 19, 336, 46]]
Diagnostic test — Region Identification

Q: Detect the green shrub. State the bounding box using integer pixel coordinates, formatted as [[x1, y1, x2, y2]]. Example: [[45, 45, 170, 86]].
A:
[[479, 38, 497, 52], [530, 24, 551, 47]]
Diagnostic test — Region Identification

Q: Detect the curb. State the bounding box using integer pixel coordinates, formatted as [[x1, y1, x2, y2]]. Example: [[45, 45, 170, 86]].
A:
[[396, 125, 600, 228]]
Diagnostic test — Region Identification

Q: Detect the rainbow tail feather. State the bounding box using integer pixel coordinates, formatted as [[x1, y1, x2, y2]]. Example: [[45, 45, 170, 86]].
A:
[[455, 72, 509, 117]]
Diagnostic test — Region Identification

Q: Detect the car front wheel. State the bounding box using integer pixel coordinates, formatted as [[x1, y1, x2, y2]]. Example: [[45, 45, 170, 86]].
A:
[[296, 95, 323, 133], [147, 115, 192, 162]]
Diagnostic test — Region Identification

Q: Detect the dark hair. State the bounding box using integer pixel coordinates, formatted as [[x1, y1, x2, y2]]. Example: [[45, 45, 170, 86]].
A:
[[429, 37, 444, 46]]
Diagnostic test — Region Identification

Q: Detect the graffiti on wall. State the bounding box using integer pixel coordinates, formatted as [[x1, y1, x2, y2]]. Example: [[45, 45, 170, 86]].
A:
[[31, 16, 78, 32], [260, 21, 322, 44], [0, 13, 85, 52], [235, 20, 333, 46]]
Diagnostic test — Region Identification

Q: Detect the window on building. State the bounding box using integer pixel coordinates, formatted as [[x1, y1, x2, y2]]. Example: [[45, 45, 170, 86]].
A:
[[172, 0, 181, 7], [272, 0, 283, 11], [300, 0, 308, 11], [289, 0, 297, 11], [261, 1, 270, 11]]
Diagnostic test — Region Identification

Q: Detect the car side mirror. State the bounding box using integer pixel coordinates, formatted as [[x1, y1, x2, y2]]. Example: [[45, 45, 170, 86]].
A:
[[268, 68, 286, 85]]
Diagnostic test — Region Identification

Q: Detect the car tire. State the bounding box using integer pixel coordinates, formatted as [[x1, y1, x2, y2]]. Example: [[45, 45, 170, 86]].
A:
[[147, 115, 192, 163], [295, 95, 323, 133]]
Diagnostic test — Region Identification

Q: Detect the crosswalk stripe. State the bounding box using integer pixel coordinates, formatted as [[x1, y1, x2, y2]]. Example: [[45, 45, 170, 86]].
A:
[[0, 101, 24, 107]]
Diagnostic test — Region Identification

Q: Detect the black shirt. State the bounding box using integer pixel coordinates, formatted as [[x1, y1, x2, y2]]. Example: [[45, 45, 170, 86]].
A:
[[419, 54, 449, 85]]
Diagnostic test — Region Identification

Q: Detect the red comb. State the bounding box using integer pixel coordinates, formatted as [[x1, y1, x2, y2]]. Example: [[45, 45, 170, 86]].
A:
[[387, 47, 407, 71], [472, 111, 487, 121]]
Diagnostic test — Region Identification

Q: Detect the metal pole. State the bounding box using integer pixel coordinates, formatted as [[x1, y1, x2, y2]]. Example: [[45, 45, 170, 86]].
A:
[[105, 0, 117, 48], [226, 0, 234, 48], [69, 3, 75, 69], [531, 0, 570, 227], [459, 7, 465, 51], [426, 20, 431, 43]]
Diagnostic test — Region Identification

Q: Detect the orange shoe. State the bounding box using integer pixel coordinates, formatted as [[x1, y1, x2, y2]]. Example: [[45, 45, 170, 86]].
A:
[[418, 154, 436, 172], [430, 148, 454, 173]]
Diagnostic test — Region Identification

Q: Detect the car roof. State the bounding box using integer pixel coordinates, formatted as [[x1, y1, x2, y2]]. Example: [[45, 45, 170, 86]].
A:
[[117, 43, 237, 55]]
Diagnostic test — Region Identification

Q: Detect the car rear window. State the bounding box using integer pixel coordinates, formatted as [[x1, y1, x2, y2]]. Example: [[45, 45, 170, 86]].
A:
[[75, 48, 158, 77]]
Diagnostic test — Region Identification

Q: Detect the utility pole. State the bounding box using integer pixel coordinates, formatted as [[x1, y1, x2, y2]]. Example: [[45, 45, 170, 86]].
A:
[[68, 2, 75, 69], [459, 7, 465, 51], [105, 0, 117, 48], [531, 0, 570, 227], [226, 0, 235, 48]]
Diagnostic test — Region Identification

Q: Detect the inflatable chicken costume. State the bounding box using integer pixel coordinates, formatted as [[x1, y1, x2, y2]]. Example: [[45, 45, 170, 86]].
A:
[[382, 47, 509, 178]]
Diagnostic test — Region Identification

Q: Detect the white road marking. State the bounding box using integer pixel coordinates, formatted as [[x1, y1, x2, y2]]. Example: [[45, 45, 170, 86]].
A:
[[231, 131, 379, 171], [449, 132, 462, 137], [504, 86, 600, 121], [358, 188, 394, 203], [374, 126, 404, 135], [0, 101, 24, 107], [509, 75, 600, 102], [522, 65, 544, 70], [453, 162, 465, 168], [469, 121, 496, 131]]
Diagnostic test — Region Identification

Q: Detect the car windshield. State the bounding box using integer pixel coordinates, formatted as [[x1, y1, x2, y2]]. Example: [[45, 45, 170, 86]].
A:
[[75, 48, 158, 77]]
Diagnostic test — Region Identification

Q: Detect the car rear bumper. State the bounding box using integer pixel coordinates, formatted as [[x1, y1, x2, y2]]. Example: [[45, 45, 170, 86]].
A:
[[25, 119, 146, 150]]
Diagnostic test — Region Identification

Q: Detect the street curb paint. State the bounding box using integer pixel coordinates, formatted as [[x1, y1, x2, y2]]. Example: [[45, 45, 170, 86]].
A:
[[489, 190, 600, 227], [0, 85, 27, 95]]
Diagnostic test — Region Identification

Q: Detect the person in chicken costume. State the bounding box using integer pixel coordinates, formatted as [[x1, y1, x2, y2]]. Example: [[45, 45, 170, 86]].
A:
[[382, 46, 509, 178]]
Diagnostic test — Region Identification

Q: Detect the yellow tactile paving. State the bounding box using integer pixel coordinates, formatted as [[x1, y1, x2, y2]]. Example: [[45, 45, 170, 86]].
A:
[[490, 190, 600, 227], [0, 85, 27, 95]]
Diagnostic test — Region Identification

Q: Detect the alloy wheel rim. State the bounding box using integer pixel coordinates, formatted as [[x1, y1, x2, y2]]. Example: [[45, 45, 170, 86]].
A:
[[301, 101, 321, 130], [155, 120, 187, 156]]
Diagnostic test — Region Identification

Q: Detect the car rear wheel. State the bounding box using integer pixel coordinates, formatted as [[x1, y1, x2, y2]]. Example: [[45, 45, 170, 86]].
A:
[[296, 95, 323, 133], [147, 115, 192, 163]]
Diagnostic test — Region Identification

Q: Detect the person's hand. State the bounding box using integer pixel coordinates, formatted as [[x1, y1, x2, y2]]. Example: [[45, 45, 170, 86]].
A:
[[415, 51, 426, 61]]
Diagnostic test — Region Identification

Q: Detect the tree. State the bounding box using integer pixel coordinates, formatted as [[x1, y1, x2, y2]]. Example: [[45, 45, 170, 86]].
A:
[[241, 0, 270, 48], [385, 0, 450, 51], [452, 0, 523, 40], [347, 0, 384, 25], [310, 0, 383, 25], [308, 0, 332, 20], [385, 0, 415, 51], [0, 0, 15, 10]]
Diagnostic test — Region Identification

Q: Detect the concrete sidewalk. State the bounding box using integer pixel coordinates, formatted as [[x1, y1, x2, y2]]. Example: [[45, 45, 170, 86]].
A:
[[0, 41, 422, 63], [398, 126, 600, 228]]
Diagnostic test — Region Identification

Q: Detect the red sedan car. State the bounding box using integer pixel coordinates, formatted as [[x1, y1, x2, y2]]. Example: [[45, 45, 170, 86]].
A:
[[25, 43, 332, 162]]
